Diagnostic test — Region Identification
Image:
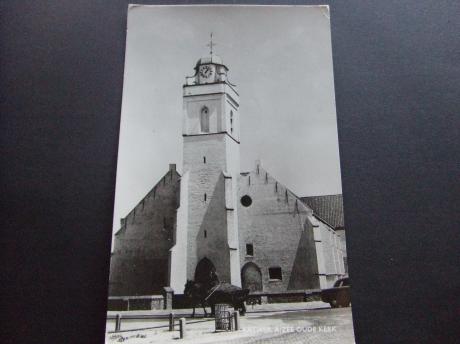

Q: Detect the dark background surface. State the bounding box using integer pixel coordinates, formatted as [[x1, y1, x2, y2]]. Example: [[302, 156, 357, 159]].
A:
[[1, 1, 459, 343]]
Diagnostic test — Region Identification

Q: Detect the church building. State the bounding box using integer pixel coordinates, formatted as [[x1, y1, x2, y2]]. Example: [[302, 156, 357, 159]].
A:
[[109, 51, 347, 297]]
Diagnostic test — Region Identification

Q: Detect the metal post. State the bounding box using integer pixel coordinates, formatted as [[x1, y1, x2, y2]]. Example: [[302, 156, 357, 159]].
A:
[[169, 312, 175, 331], [233, 311, 240, 331], [115, 314, 122, 332], [179, 318, 186, 339]]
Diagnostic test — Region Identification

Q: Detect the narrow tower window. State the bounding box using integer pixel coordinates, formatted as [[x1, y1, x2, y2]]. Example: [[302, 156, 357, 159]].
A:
[[203, 156, 206, 163], [200, 106, 210, 133], [204, 230, 207, 238], [230, 110, 234, 133], [246, 244, 254, 256], [204, 193, 207, 202]]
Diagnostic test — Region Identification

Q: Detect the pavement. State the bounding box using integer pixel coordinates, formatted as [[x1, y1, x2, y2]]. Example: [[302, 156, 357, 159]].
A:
[[105, 302, 355, 344]]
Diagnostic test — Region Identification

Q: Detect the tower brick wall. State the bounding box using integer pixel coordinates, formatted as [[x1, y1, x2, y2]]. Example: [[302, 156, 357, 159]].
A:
[[173, 56, 242, 288], [182, 134, 232, 283]]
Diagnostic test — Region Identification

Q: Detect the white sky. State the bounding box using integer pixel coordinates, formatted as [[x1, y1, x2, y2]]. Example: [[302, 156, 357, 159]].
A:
[[112, 5, 342, 235]]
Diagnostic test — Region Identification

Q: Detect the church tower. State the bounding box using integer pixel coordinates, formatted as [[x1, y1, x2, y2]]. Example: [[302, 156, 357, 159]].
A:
[[169, 41, 241, 293]]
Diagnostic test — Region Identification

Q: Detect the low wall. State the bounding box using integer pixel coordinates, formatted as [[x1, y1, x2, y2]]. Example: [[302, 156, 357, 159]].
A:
[[247, 289, 322, 305], [107, 295, 164, 311], [108, 289, 322, 311], [172, 294, 193, 309]]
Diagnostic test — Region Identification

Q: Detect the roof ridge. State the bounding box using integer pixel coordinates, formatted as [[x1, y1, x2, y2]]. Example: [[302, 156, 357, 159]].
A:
[[121, 166, 180, 221], [252, 164, 313, 214], [301, 194, 342, 198]]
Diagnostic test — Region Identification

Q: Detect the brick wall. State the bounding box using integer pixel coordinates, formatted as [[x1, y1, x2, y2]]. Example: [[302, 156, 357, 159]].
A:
[[238, 163, 321, 292], [316, 219, 346, 287], [109, 165, 179, 296]]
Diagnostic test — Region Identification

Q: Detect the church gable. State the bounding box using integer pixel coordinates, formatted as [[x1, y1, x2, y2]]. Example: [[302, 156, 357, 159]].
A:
[[237, 162, 321, 292], [109, 164, 180, 296], [114, 165, 180, 235]]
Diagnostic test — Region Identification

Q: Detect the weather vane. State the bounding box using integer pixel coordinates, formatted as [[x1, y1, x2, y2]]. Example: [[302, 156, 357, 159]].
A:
[[206, 32, 217, 55]]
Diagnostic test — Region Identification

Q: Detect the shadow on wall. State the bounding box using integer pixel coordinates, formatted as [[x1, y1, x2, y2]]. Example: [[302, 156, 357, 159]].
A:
[[195, 173, 231, 282], [288, 220, 320, 290]]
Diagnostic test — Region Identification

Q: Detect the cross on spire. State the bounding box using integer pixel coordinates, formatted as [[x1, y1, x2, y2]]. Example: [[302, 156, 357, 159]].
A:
[[206, 32, 217, 55]]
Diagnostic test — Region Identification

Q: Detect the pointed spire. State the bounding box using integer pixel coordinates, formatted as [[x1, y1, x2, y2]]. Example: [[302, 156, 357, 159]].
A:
[[256, 159, 261, 174]]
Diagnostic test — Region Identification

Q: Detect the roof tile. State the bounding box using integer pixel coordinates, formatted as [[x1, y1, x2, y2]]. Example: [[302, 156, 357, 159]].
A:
[[300, 194, 344, 229]]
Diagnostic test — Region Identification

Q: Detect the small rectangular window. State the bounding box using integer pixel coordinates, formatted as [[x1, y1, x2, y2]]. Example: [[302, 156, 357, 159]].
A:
[[269, 267, 282, 280], [204, 230, 207, 238], [246, 244, 254, 256], [204, 193, 207, 202], [203, 156, 206, 163]]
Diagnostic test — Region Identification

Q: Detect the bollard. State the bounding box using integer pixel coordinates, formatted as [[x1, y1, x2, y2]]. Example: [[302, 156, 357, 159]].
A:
[[163, 287, 174, 310], [115, 314, 122, 332], [179, 318, 186, 339], [169, 312, 175, 331], [233, 311, 240, 331]]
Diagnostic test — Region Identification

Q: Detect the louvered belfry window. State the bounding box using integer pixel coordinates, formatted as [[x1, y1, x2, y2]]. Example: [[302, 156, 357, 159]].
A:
[[200, 106, 210, 133]]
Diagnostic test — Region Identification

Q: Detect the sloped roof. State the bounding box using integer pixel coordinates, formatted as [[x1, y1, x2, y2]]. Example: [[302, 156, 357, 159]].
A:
[[300, 194, 344, 229], [114, 165, 180, 236]]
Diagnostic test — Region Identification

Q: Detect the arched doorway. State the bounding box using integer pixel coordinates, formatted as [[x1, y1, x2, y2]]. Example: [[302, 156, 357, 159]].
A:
[[241, 262, 263, 292], [194, 257, 216, 284]]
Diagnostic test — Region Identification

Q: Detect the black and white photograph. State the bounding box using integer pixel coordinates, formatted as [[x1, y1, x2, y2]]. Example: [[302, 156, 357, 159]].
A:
[[106, 4, 354, 343], [4, 1, 459, 343]]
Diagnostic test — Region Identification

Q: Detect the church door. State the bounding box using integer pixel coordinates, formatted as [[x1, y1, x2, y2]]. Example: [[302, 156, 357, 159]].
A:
[[194, 257, 216, 284], [241, 262, 263, 292]]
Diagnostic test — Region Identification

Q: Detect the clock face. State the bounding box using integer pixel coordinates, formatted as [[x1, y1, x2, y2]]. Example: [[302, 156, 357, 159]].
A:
[[199, 65, 213, 78]]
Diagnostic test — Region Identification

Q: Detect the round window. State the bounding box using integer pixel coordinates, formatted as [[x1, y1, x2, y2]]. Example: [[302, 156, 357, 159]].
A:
[[240, 195, 252, 207]]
